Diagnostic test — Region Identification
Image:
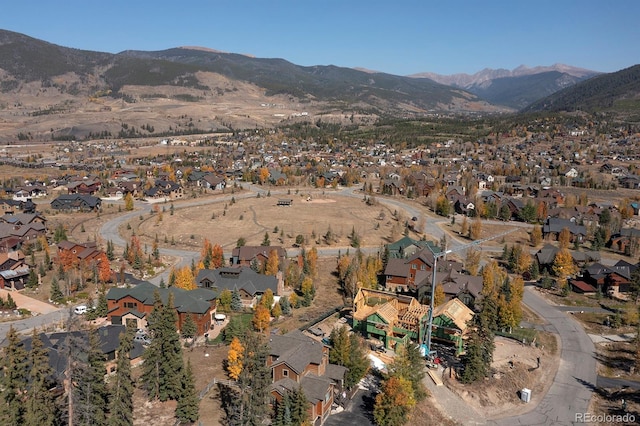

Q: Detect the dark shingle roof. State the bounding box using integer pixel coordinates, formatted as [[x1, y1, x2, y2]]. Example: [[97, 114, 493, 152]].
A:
[[195, 266, 278, 296]]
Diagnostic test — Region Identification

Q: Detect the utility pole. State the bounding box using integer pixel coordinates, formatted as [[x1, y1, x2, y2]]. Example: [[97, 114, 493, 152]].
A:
[[424, 226, 519, 357]]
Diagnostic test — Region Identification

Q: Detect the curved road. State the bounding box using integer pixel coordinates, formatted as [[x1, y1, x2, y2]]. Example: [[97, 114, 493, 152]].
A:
[[98, 185, 597, 425], [489, 287, 596, 425]]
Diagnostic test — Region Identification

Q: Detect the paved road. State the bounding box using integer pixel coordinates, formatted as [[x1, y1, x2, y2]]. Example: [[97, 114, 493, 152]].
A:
[[488, 287, 597, 426], [97, 187, 600, 425], [0, 308, 71, 345]]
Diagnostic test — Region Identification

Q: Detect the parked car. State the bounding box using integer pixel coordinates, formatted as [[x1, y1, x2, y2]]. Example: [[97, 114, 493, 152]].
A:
[[133, 335, 151, 346], [134, 335, 151, 345], [73, 305, 87, 315]]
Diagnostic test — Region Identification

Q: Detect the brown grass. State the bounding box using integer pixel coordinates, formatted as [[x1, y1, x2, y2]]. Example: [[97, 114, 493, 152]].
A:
[[131, 192, 410, 252]]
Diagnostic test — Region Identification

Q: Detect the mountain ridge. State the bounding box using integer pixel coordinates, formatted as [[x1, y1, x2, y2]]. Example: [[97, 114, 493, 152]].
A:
[[409, 64, 600, 88]]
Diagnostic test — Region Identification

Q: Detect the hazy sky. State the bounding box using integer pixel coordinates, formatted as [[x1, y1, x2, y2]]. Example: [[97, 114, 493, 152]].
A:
[[2, 1, 638, 76]]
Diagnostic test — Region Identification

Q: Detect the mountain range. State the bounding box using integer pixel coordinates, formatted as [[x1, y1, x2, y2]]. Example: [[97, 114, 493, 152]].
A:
[[410, 65, 601, 110], [0, 29, 637, 143]]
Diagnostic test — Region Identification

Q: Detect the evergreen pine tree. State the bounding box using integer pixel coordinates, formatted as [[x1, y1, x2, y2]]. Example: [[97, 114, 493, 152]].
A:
[[106, 240, 115, 261], [24, 330, 57, 426], [107, 329, 134, 426], [50, 276, 64, 303], [0, 326, 28, 424], [389, 342, 426, 401], [231, 290, 243, 311], [181, 315, 197, 340], [27, 267, 38, 288], [290, 386, 309, 426], [159, 277, 166, 288], [72, 329, 109, 426], [141, 292, 164, 400], [279, 295, 291, 315], [227, 332, 271, 425], [460, 310, 495, 384], [175, 360, 199, 424], [142, 292, 184, 402], [272, 391, 288, 426], [96, 287, 108, 317]]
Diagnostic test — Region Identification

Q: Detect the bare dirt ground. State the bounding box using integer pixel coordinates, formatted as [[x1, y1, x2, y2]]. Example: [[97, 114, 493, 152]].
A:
[[443, 334, 560, 420], [589, 340, 640, 424]]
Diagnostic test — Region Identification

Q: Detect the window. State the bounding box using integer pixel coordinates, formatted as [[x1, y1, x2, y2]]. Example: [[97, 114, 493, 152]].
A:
[[412, 264, 417, 270], [283, 369, 289, 377], [124, 302, 137, 309], [421, 265, 425, 270]]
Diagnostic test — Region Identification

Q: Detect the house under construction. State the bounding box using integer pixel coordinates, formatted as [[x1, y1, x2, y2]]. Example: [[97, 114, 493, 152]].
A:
[[352, 288, 473, 354]]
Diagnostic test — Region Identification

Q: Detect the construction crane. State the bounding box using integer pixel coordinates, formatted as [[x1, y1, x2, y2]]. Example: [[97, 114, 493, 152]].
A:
[[423, 226, 520, 357]]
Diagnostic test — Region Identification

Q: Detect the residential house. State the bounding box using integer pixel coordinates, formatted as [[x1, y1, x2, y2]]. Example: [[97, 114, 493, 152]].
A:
[[66, 179, 102, 195], [195, 266, 282, 308], [385, 236, 439, 260], [608, 228, 640, 254], [542, 217, 586, 242], [0, 250, 29, 290], [21, 325, 145, 381], [201, 174, 227, 191], [50, 194, 102, 211], [230, 245, 287, 269], [0, 221, 46, 248], [144, 180, 183, 200], [106, 281, 217, 335], [57, 240, 104, 267], [437, 269, 483, 309], [384, 247, 435, 291], [268, 330, 347, 426]]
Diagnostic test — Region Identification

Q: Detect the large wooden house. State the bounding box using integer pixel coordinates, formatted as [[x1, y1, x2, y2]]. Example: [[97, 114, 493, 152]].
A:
[[106, 281, 217, 336], [267, 330, 347, 425]]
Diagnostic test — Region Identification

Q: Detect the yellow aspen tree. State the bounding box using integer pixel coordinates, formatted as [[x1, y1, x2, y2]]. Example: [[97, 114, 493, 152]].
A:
[[307, 247, 318, 277], [433, 284, 445, 307], [260, 288, 274, 309], [252, 304, 271, 334], [558, 227, 571, 250], [174, 266, 196, 290], [265, 249, 279, 276], [460, 216, 469, 237], [530, 225, 543, 247], [553, 248, 578, 288], [124, 193, 134, 211], [271, 303, 282, 319], [515, 246, 533, 275], [226, 337, 244, 380], [470, 217, 482, 240], [211, 244, 224, 268], [465, 246, 481, 276]]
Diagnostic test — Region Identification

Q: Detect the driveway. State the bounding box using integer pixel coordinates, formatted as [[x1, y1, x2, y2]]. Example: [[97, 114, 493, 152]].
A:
[[324, 386, 376, 426], [0, 289, 59, 315]]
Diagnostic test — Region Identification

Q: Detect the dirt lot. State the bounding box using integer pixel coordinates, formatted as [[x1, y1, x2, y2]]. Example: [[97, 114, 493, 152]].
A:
[[444, 334, 559, 419], [589, 340, 640, 424]]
